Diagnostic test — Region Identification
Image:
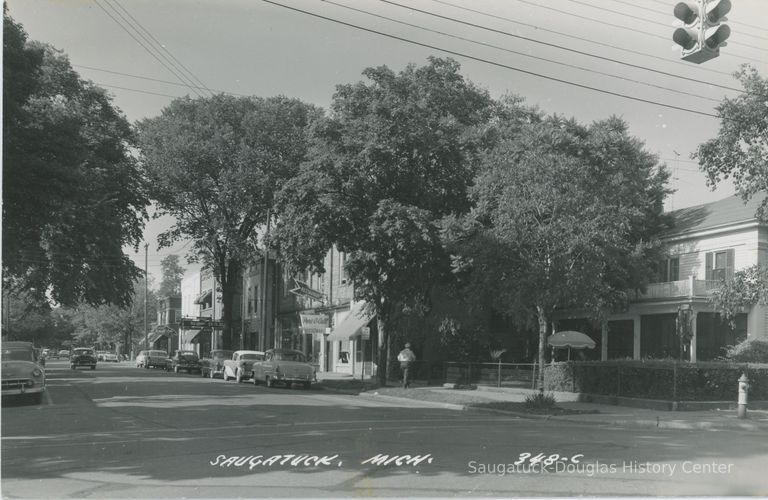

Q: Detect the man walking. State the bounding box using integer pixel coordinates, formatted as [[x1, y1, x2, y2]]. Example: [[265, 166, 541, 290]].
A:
[[397, 342, 416, 388]]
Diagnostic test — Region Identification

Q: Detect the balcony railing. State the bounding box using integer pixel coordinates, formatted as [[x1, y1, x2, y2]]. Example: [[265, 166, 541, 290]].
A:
[[635, 277, 721, 301]]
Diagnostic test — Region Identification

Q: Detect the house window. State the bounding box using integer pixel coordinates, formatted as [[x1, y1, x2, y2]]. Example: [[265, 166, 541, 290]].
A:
[[247, 286, 253, 315], [659, 257, 679, 282], [706, 249, 735, 281]]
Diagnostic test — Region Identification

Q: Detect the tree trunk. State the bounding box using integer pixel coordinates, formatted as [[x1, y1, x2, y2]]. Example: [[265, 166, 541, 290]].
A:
[[536, 305, 548, 390], [377, 315, 388, 386]]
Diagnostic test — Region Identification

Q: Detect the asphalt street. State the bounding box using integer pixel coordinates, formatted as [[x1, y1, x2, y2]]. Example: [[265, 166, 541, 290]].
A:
[[2, 360, 767, 498]]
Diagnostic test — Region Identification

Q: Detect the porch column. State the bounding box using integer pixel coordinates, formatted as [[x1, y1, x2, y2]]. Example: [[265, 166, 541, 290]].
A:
[[633, 316, 641, 360], [319, 333, 327, 373], [690, 311, 698, 363], [601, 321, 608, 361]]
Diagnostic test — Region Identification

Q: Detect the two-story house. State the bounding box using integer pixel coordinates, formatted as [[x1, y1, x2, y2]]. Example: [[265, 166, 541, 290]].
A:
[[557, 195, 768, 362], [147, 295, 181, 353]]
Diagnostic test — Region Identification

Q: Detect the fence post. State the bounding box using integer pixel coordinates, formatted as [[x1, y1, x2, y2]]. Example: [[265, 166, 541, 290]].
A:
[[497, 359, 502, 388], [672, 362, 678, 409]]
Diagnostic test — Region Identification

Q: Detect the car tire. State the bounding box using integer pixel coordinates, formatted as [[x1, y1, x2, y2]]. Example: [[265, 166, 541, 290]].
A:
[[302, 382, 311, 390], [266, 376, 274, 388], [252, 374, 258, 386], [209, 369, 215, 379], [236, 369, 243, 383], [223, 370, 229, 381]]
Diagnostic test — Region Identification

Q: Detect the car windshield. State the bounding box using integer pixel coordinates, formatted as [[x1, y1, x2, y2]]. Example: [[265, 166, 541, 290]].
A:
[[179, 352, 198, 359], [2, 349, 35, 362], [239, 354, 263, 361], [211, 350, 233, 359], [73, 349, 94, 355], [272, 351, 306, 362]]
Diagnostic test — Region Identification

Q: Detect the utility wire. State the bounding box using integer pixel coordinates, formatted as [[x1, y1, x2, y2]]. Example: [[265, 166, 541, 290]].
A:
[[98, 83, 179, 98], [508, 0, 765, 62], [607, 0, 768, 40], [262, 0, 720, 118], [382, 0, 745, 94], [75, 64, 247, 96], [561, 0, 768, 52], [101, 0, 207, 97], [93, 0, 204, 98], [325, 0, 721, 103], [430, 0, 733, 77], [108, 0, 216, 96]]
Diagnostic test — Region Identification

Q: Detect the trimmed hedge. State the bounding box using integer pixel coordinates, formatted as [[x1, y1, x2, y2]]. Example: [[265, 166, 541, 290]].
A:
[[544, 360, 768, 401]]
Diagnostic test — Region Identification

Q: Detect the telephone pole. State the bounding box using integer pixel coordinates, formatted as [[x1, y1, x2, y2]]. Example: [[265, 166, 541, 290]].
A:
[[144, 243, 149, 351]]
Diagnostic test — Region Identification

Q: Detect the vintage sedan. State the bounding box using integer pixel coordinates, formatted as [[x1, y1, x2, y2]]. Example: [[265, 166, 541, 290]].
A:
[[222, 350, 265, 383], [200, 349, 234, 379], [70, 348, 97, 370], [166, 350, 202, 374], [252, 349, 316, 389], [143, 350, 170, 369], [102, 352, 119, 362], [2, 342, 46, 403]]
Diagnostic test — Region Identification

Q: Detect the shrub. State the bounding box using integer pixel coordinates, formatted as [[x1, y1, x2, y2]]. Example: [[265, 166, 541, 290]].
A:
[[722, 339, 768, 363], [524, 390, 557, 409]]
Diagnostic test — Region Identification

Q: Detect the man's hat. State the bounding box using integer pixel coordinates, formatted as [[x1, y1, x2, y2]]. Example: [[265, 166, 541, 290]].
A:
[[405, 343, 411, 348]]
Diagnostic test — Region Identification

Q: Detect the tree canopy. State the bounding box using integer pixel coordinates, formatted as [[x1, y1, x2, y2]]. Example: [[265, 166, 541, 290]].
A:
[[446, 112, 670, 383], [695, 65, 768, 220], [2, 11, 148, 308], [709, 265, 768, 322], [136, 94, 321, 348], [272, 58, 495, 383], [158, 254, 185, 298]]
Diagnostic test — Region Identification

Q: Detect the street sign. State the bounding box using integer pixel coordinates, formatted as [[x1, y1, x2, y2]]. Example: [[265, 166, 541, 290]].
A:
[[360, 326, 371, 340], [290, 279, 326, 301], [299, 313, 328, 335], [179, 318, 224, 329]]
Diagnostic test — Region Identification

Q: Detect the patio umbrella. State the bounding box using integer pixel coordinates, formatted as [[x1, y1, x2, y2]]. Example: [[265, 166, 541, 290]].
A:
[[547, 330, 596, 361]]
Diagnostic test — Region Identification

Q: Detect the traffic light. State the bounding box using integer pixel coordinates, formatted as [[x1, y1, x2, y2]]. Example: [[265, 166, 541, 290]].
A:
[[672, 0, 731, 64]]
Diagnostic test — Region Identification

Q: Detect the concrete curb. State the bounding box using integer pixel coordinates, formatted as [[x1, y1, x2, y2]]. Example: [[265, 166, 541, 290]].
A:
[[354, 392, 467, 411]]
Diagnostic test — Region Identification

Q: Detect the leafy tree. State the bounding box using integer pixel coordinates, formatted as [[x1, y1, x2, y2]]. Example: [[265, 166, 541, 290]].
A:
[[137, 95, 321, 349], [446, 113, 669, 386], [272, 58, 494, 384], [2, 292, 76, 348], [158, 254, 185, 297], [2, 11, 148, 308], [709, 265, 768, 322], [695, 65, 768, 220]]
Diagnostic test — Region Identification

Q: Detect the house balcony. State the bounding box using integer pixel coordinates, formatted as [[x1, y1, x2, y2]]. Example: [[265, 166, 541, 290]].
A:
[[634, 277, 721, 302]]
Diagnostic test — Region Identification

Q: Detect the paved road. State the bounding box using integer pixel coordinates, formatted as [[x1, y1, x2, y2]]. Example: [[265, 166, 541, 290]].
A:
[[2, 360, 767, 497]]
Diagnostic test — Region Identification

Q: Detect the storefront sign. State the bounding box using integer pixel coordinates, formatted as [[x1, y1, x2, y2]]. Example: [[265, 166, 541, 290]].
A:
[[360, 326, 371, 340], [299, 313, 328, 335]]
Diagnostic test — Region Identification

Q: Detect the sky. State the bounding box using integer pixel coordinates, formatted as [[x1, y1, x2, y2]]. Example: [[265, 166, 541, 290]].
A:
[[6, 0, 767, 280]]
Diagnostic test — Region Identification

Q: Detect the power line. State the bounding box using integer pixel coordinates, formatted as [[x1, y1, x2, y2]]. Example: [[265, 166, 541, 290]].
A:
[[381, 0, 745, 94], [75, 64, 247, 96], [607, 0, 768, 40], [98, 83, 180, 98], [561, 0, 768, 52], [508, 0, 765, 62], [430, 0, 733, 78], [108, 0, 216, 96], [92, 0, 205, 98], [325, 0, 721, 103], [262, 0, 720, 118]]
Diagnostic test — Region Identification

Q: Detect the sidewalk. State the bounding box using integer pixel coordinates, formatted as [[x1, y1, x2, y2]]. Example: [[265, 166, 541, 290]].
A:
[[351, 383, 768, 432]]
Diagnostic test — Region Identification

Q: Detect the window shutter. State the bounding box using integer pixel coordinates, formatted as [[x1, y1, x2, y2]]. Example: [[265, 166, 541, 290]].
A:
[[726, 248, 735, 279], [705, 252, 713, 281]]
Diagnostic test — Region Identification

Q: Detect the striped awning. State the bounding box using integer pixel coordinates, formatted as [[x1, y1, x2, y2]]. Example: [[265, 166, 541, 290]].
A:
[[327, 302, 372, 341]]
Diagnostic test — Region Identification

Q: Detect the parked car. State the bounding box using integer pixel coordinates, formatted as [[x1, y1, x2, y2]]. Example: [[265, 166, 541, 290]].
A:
[[143, 350, 170, 369], [252, 349, 315, 389], [135, 350, 148, 368], [200, 349, 234, 379], [166, 350, 201, 374], [222, 350, 265, 383], [101, 352, 119, 362], [70, 348, 97, 370], [2, 341, 46, 403], [57, 349, 70, 359]]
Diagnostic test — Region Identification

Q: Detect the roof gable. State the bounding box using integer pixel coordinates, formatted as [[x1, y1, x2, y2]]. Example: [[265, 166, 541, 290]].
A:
[[665, 195, 766, 238]]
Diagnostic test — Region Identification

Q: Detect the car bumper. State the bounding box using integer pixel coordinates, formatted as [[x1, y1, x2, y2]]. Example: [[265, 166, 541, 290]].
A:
[[273, 373, 315, 382], [2, 380, 45, 395]]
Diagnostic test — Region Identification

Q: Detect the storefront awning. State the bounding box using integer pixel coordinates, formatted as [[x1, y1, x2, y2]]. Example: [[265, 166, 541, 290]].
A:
[[327, 302, 372, 341], [194, 290, 212, 305], [180, 328, 209, 345]]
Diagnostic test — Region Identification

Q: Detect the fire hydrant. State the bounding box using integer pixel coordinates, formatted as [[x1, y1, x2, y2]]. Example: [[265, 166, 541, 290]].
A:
[[737, 373, 750, 419]]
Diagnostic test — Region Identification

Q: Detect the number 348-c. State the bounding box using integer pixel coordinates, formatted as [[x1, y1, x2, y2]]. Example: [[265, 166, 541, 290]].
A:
[[514, 452, 584, 466]]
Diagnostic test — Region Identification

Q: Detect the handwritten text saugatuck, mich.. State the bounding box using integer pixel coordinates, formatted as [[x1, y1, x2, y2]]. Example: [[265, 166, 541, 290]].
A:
[[209, 453, 434, 470]]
